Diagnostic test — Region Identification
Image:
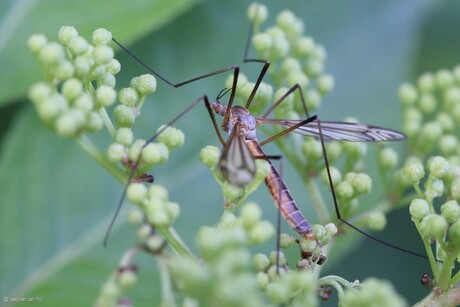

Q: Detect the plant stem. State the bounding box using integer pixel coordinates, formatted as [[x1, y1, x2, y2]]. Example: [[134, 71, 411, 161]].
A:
[[76, 134, 126, 184]]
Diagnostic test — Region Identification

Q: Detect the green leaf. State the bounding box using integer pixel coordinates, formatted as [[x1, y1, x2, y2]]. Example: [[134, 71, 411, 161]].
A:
[[0, 0, 201, 106]]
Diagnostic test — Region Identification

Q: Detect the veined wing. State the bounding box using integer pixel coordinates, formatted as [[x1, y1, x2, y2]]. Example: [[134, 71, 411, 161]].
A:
[[220, 127, 256, 187], [259, 118, 407, 142]]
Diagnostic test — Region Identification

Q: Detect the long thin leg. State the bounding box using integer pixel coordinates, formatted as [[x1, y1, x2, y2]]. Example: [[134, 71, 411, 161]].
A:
[[315, 117, 429, 260], [104, 94, 224, 246]]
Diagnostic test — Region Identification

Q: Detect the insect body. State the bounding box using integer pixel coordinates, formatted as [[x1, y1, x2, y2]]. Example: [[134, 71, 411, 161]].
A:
[[209, 99, 406, 240]]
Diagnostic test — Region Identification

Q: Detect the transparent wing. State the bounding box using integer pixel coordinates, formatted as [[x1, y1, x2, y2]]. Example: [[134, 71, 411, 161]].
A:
[[259, 118, 407, 142], [219, 127, 256, 187]]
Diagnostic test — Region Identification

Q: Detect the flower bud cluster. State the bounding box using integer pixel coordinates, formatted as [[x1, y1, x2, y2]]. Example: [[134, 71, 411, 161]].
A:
[[126, 184, 180, 228], [246, 4, 334, 116], [168, 202, 281, 306], [342, 278, 407, 307], [28, 27, 120, 137], [95, 264, 138, 307]]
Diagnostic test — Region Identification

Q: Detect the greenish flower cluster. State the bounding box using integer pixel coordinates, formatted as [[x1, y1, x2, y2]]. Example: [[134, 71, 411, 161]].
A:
[[383, 66, 460, 303], [28, 26, 184, 187]]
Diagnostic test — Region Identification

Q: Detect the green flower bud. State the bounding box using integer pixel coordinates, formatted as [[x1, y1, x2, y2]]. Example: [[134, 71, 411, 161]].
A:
[[148, 185, 168, 202], [96, 85, 117, 107], [350, 173, 372, 194], [256, 272, 269, 290], [128, 209, 143, 225], [100, 280, 120, 299], [253, 253, 270, 271], [68, 36, 89, 56], [441, 200, 460, 223], [342, 141, 367, 158], [403, 158, 425, 183], [305, 88, 321, 110], [420, 214, 448, 239], [313, 224, 326, 241], [279, 233, 296, 248], [252, 33, 272, 51], [58, 26, 78, 45], [148, 208, 170, 227], [141, 142, 169, 165], [35, 93, 67, 122], [128, 139, 146, 161], [437, 112, 454, 133], [287, 71, 309, 88], [114, 105, 135, 127], [99, 73, 116, 87], [146, 234, 164, 251], [366, 211, 386, 231], [225, 73, 248, 94], [62, 78, 83, 101], [55, 60, 75, 80], [378, 147, 398, 169], [156, 125, 185, 150], [199, 145, 221, 168], [126, 183, 147, 205], [342, 278, 406, 307], [74, 56, 94, 77], [409, 199, 429, 221], [428, 156, 449, 178], [55, 109, 85, 137], [449, 220, 460, 244], [325, 223, 338, 237], [443, 87, 460, 108], [28, 82, 52, 104], [165, 201, 180, 221], [137, 224, 152, 239], [451, 179, 460, 200], [439, 135, 458, 155], [281, 57, 302, 75], [418, 93, 436, 114], [337, 181, 354, 199], [93, 45, 114, 65], [254, 82, 273, 105], [106, 59, 121, 75], [435, 69, 453, 89], [247, 3, 268, 25], [270, 36, 289, 59], [39, 42, 65, 65], [299, 237, 317, 253], [269, 251, 286, 266], [115, 128, 134, 146], [426, 179, 444, 199], [241, 202, 262, 228], [92, 28, 112, 45], [325, 142, 342, 161], [302, 138, 322, 160], [403, 120, 421, 137], [398, 83, 417, 106], [119, 87, 139, 107], [118, 270, 137, 288], [317, 74, 335, 95], [304, 58, 324, 77], [293, 36, 315, 57], [28, 34, 47, 53], [276, 10, 296, 33], [266, 281, 290, 304], [312, 44, 327, 61], [255, 159, 270, 181], [131, 74, 157, 96], [107, 143, 126, 162], [90, 65, 106, 80], [404, 107, 422, 123], [321, 166, 341, 186], [222, 180, 243, 198], [86, 112, 103, 132], [417, 73, 434, 92], [249, 221, 275, 244]]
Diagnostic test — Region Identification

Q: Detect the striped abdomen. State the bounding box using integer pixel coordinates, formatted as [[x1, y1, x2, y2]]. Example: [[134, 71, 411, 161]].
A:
[[245, 139, 313, 238]]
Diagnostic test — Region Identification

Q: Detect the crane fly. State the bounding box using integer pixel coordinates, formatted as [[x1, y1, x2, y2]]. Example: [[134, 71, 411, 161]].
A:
[[107, 4, 429, 262]]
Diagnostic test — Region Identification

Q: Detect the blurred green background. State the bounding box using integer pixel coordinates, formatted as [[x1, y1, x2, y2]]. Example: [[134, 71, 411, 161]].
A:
[[1, 0, 459, 305]]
